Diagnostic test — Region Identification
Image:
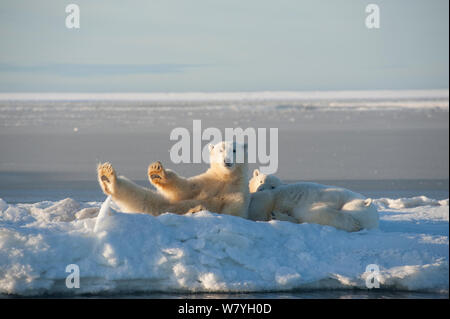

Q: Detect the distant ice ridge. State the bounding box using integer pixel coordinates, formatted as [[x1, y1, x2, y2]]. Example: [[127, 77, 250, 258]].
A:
[[0, 90, 448, 101], [0, 195, 448, 296], [0, 90, 448, 110]]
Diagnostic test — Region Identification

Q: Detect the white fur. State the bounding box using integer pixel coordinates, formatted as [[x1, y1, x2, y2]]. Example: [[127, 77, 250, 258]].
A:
[[248, 171, 379, 232], [148, 141, 250, 218], [249, 169, 283, 193]]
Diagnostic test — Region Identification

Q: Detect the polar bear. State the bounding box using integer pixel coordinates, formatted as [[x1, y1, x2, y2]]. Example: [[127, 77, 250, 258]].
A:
[[248, 170, 379, 232], [148, 141, 250, 218], [97, 162, 206, 215], [249, 169, 283, 193]]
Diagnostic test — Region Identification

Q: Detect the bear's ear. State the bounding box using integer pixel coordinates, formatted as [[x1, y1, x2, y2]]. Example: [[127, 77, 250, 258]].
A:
[[253, 169, 260, 177], [208, 144, 214, 152]]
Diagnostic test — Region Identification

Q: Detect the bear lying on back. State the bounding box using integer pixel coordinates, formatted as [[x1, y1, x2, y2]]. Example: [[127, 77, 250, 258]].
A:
[[98, 141, 250, 218], [248, 170, 379, 232]]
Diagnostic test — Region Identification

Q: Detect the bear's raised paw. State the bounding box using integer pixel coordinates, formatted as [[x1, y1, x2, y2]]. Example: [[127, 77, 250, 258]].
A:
[[97, 162, 117, 195], [148, 161, 166, 184]]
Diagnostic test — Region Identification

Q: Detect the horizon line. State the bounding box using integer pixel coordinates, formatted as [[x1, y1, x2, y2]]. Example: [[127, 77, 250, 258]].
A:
[[0, 89, 448, 101]]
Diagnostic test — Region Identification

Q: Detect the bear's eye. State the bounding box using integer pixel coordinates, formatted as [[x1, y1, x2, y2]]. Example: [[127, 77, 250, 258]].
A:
[[260, 181, 263, 184]]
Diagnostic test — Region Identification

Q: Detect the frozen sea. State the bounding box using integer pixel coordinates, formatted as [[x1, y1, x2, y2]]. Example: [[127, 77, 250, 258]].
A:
[[0, 90, 448, 298]]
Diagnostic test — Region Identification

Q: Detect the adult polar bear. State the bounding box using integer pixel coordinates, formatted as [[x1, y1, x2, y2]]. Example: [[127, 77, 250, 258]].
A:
[[248, 170, 379, 232], [148, 141, 250, 218], [97, 141, 250, 218]]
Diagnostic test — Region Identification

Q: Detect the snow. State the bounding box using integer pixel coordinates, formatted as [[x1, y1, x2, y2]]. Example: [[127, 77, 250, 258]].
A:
[[0, 195, 448, 296]]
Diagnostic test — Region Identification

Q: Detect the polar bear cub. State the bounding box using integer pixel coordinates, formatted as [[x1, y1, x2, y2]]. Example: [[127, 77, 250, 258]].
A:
[[148, 141, 250, 218], [249, 169, 283, 193], [248, 170, 379, 232]]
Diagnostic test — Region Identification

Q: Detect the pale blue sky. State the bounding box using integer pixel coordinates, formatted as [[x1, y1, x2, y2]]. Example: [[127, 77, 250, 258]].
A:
[[0, 0, 448, 92]]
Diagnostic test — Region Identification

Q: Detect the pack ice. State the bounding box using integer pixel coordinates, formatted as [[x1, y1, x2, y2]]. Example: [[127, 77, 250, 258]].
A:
[[0, 195, 448, 296]]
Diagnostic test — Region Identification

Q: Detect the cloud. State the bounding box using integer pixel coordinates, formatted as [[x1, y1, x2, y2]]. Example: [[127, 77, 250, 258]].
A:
[[0, 63, 204, 77]]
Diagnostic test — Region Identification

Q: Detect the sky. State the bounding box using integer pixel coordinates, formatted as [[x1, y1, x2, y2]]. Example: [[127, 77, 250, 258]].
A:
[[0, 0, 448, 92]]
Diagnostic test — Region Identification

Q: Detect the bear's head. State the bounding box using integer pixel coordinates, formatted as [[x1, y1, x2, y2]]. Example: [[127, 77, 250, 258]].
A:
[[209, 141, 248, 176], [249, 169, 283, 193]]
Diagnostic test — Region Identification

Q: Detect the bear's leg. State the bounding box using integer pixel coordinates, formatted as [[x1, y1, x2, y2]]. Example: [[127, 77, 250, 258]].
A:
[[271, 211, 299, 223], [148, 161, 196, 201], [300, 204, 362, 232], [148, 161, 167, 185], [341, 198, 379, 229], [163, 200, 207, 215], [186, 204, 207, 214], [97, 162, 117, 195]]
